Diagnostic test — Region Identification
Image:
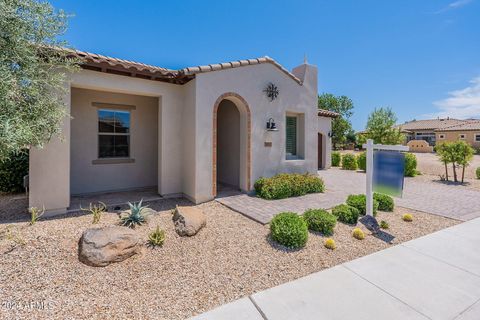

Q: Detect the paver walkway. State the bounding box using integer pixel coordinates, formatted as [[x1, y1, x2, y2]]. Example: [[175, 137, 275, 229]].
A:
[[191, 217, 480, 320], [216, 169, 480, 224]]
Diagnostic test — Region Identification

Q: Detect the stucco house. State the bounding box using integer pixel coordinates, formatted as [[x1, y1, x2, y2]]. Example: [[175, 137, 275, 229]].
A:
[[29, 49, 337, 214]]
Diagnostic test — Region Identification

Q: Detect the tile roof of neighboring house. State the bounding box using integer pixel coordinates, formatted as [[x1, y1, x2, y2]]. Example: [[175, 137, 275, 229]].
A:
[[435, 120, 480, 132], [396, 118, 466, 131], [318, 109, 340, 118], [64, 48, 302, 85]]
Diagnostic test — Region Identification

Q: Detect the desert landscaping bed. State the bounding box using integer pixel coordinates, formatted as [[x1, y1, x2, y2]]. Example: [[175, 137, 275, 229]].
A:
[[0, 194, 458, 320]]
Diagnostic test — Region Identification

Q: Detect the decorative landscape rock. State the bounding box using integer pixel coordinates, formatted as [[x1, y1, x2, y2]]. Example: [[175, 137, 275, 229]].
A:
[[78, 226, 142, 267], [172, 206, 206, 236]]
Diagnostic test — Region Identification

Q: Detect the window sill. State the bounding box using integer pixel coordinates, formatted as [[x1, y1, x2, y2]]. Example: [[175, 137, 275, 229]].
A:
[[92, 158, 135, 165]]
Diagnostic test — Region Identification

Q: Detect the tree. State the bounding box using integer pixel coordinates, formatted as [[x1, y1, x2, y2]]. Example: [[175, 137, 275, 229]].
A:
[[436, 141, 474, 183], [364, 107, 404, 145], [318, 93, 354, 149], [0, 0, 78, 160]]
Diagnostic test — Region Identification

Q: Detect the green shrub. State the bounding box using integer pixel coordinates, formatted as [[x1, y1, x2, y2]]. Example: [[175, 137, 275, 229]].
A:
[[303, 209, 337, 235], [373, 193, 394, 212], [357, 152, 367, 171], [331, 151, 341, 167], [476, 167, 480, 179], [380, 220, 389, 229], [324, 238, 336, 250], [346, 194, 378, 216], [255, 173, 325, 200], [341, 154, 357, 170], [270, 212, 308, 248], [331, 204, 360, 224], [352, 228, 365, 240], [148, 226, 165, 247], [0, 151, 29, 193], [404, 153, 417, 177]]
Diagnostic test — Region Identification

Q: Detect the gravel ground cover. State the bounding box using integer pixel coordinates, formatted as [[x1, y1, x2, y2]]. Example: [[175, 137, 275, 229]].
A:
[[0, 194, 458, 320]]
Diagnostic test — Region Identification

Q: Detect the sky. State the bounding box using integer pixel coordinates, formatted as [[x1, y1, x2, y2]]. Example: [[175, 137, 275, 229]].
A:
[[50, 0, 480, 131]]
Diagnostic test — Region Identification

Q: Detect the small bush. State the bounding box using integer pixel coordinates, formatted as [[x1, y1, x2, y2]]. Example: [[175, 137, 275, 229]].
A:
[[324, 238, 336, 250], [380, 220, 389, 229], [255, 173, 325, 200], [29, 207, 44, 225], [341, 154, 357, 170], [352, 228, 365, 240], [404, 153, 417, 177], [476, 167, 480, 179], [148, 226, 165, 247], [346, 194, 378, 216], [373, 193, 394, 212], [331, 204, 360, 224], [303, 209, 337, 235], [0, 151, 29, 193], [357, 152, 367, 171], [270, 212, 308, 248], [331, 151, 341, 167], [402, 213, 413, 222], [120, 199, 151, 228], [81, 202, 106, 224]]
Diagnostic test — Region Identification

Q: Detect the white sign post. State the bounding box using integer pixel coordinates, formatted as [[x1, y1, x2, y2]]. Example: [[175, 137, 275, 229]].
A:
[[363, 139, 409, 217]]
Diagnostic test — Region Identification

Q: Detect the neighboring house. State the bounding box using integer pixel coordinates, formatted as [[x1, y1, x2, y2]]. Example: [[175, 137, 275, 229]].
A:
[[435, 120, 480, 149], [397, 118, 466, 146], [29, 49, 337, 214]]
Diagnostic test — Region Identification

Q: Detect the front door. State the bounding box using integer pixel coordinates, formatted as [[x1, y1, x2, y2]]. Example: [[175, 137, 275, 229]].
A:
[[318, 133, 323, 169]]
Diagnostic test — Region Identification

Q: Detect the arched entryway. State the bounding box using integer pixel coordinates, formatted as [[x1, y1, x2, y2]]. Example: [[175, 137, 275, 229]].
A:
[[318, 133, 324, 169], [212, 93, 251, 196]]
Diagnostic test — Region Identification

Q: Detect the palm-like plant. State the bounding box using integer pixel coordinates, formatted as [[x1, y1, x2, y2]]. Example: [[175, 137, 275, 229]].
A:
[[120, 199, 150, 228]]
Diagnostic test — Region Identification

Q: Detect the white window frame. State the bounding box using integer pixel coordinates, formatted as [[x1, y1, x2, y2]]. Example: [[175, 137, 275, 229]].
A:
[[459, 133, 466, 140], [438, 134, 445, 140], [475, 134, 480, 142], [97, 109, 131, 159]]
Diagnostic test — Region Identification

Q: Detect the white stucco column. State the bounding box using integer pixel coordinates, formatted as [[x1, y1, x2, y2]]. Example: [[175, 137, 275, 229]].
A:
[[29, 86, 71, 214]]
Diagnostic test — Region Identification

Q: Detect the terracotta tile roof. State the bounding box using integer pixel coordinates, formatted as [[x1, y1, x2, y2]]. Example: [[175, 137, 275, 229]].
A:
[[63, 48, 302, 85], [318, 109, 340, 118], [178, 56, 302, 84], [435, 120, 480, 132], [396, 118, 466, 131]]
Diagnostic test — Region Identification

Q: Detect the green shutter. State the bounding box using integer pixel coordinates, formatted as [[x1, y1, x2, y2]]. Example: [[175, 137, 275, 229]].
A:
[[286, 116, 297, 156]]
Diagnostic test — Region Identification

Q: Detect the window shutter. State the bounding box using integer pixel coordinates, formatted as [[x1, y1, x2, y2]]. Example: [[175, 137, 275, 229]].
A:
[[286, 116, 297, 156]]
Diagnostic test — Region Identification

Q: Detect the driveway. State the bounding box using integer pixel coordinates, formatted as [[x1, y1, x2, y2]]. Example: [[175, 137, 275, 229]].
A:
[[216, 168, 480, 224], [192, 217, 480, 320]]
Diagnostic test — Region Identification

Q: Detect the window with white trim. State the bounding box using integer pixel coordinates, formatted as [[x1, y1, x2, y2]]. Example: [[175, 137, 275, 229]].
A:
[[475, 134, 480, 142], [438, 134, 445, 139], [459, 134, 466, 140], [98, 109, 130, 158]]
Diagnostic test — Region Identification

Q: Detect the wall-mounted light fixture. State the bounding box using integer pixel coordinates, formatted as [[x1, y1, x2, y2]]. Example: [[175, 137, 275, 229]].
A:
[[328, 131, 333, 138], [266, 118, 278, 131]]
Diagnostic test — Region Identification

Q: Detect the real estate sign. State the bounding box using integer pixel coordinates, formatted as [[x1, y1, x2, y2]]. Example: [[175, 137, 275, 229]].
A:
[[373, 151, 405, 197]]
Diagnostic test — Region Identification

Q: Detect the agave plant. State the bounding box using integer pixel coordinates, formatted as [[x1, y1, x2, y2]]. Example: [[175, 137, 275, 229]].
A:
[[148, 225, 165, 247], [120, 199, 150, 228]]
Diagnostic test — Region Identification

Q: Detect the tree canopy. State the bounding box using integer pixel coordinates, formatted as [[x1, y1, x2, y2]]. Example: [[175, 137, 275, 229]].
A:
[[0, 0, 77, 160], [317, 93, 354, 149], [437, 141, 474, 183], [364, 107, 404, 145]]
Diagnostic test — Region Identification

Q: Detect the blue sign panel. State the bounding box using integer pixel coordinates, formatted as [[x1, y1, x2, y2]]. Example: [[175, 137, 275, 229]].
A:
[[373, 151, 405, 197]]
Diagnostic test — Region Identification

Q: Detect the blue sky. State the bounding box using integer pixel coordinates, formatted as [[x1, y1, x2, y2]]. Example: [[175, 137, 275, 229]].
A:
[[51, 0, 480, 130]]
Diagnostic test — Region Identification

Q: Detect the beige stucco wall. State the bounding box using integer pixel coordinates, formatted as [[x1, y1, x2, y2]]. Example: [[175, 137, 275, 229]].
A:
[[436, 131, 480, 148], [193, 62, 319, 203], [217, 100, 241, 187], [70, 88, 158, 194]]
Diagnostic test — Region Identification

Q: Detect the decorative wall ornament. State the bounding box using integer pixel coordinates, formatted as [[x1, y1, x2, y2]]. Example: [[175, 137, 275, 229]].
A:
[[263, 82, 279, 101]]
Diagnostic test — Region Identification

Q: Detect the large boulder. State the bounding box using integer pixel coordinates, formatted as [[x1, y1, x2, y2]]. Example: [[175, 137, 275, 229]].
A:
[[172, 206, 206, 236], [78, 226, 142, 267]]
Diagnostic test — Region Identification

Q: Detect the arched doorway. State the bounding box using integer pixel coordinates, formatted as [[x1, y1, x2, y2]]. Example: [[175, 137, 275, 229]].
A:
[[318, 133, 323, 169], [212, 93, 251, 196]]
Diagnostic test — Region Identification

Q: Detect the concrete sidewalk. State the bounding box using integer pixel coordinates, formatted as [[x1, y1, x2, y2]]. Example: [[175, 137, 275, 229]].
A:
[[191, 217, 480, 320]]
